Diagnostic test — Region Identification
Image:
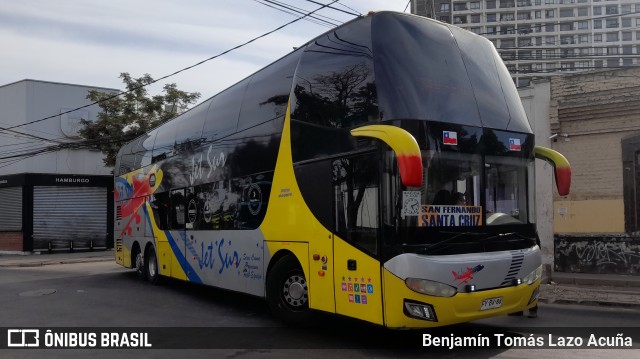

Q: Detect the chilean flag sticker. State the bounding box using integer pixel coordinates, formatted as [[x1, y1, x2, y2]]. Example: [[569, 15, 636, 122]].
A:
[[509, 138, 522, 151], [443, 131, 458, 145]]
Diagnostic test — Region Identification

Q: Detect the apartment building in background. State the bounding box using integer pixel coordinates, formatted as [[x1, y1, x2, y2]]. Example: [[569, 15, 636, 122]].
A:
[[412, 0, 640, 87]]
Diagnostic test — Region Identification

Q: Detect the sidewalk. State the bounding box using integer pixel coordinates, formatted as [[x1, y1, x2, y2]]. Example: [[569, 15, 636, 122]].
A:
[[1, 250, 639, 308], [0, 249, 114, 267], [538, 272, 640, 308]]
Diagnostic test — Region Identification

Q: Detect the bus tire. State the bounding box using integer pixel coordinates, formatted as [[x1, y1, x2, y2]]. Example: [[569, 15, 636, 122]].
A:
[[145, 245, 161, 285], [266, 255, 310, 324], [133, 245, 146, 281]]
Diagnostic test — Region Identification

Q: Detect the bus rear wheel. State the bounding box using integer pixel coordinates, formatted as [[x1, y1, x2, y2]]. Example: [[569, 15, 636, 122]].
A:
[[266, 255, 310, 324], [145, 245, 161, 285]]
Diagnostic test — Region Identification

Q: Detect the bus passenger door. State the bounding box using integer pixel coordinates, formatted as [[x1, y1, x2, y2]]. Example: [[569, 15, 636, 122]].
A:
[[332, 153, 384, 325], [169, 188, 189, 281]]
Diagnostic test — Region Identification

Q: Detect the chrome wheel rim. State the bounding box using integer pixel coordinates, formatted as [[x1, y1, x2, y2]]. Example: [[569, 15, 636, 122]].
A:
[[282, 274, 308, 308]]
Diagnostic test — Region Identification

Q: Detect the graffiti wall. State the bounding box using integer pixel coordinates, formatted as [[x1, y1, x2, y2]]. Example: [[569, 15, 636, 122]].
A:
[[554, 234, 640, 275]]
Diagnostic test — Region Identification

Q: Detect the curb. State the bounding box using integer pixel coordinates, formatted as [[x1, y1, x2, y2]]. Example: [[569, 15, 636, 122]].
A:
[[538, 284, 640, 309], [0, 257, 114, 268]]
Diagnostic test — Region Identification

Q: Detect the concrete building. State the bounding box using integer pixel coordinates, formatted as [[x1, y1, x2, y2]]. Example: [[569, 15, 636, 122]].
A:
[[0, 80, 118, 253], [412, 0, 640, 87], [519, 67, 640, 275]]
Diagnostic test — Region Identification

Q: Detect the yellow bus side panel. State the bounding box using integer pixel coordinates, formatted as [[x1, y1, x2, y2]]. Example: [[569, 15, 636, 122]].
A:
[[333, 237, 383, 325], [156, 241, 172, 277], [382, 268, 539, 328], [260, 102, 335, 314], [115, 240, 127, 267], [144, 202, 187, 281]]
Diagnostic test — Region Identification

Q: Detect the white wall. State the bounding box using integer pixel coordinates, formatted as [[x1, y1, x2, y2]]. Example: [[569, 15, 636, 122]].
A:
[[519, 81, 555, 267], [0, 80, 117, 176]]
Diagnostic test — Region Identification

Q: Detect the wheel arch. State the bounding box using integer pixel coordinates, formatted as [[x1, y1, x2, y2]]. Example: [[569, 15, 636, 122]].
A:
[[266, 249, 298, 289]]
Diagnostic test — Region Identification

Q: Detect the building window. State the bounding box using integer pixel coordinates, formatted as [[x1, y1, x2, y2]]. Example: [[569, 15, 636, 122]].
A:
[[560, 23, 573, 31], [578, 7, 589, 16], [606, 58, 619, 67], [500, 0, 515, 8], [579, 35, 589, 43], [622, 18, 631, 28], [622, 32, 632, 41], [560, 62, 575, 71], [606, 19, 619, 28], [560, 9, 574, 17], [594, 34, 602, 42], [439, 16, 451, 23], [501, 39, 516, 48], [594, 19, 602, 29], [501, 51, 516, 60], [487, 13, 497, 22], [535, 10, 541, 19], [545, 36, 555, 45], [546, 63, 556, 71], [545, 23, 555, 32], [577, 21, 589, 30], [518, 12, 531, 20], [470, 27, 482, 34], [606, 6, 618, 15], [621, 5, 632, 14], [623, 58, 633, 66], [453, 3, 467, 11], [593, 7, 601, 16], [607, 47, 619, 55], [501, 13, 515, 21], [623, 45, 633, 54], [486, 1, 497, 9], [487, 26, 498, 34], [606, 32, 619, 42], [453, 16, 467, 24], [470, 2, 481, 10], [561, 36, 574, 45], [440, 3, 450, 12], [471, 14, 481, 23], [594, 47, 604, 55], [545, 9, 555, 18], [594, 60, 603, 68]]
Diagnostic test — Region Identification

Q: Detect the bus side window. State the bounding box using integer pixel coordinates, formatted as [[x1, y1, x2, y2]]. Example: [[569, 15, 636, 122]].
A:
[[150, 192, 170, 230], [333, 153, 379, 256], [170, 189, 186, 230]]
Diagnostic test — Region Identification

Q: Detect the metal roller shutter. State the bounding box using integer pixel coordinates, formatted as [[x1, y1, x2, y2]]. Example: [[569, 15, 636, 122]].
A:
[[0, 187, 22, 231], [33, 186, 107, 251]]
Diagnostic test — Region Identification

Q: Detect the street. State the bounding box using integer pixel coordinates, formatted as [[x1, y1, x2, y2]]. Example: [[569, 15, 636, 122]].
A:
[[0, 261, 638, 358]]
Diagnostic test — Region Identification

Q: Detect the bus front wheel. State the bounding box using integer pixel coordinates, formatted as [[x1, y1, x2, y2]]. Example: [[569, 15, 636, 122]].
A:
[[133, 246, 146, 281], [266, 255, 310, 324]]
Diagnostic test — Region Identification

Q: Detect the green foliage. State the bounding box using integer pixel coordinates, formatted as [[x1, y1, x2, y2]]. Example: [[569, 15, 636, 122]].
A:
[[79, 72, 200, 167]]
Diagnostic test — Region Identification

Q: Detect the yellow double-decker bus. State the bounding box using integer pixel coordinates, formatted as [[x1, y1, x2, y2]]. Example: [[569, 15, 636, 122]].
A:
[[113, 11, 571, 328]]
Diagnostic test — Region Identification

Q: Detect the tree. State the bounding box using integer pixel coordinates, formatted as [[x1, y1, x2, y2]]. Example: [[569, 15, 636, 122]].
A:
[[79, 72, 201, 166]]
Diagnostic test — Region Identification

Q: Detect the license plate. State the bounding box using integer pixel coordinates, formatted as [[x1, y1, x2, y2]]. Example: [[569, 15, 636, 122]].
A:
[[480, 297, 503, 311]]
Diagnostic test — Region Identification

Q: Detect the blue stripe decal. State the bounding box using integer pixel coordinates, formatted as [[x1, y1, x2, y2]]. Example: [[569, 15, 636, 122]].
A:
[[142, 204, 202, 284], [165, 230, 202, 284]]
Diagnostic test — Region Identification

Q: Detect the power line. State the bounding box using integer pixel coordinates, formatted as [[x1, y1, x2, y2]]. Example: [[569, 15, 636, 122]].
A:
[[302, 0, 360, 16], [2, 0, 341, 135]]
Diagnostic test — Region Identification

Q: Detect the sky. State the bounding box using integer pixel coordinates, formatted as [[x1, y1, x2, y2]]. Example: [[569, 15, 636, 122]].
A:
[[0, 0, 409, 100]]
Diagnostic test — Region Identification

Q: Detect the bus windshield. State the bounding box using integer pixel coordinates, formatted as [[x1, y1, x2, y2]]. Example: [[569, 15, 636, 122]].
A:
[[381, 124, 537, 254]]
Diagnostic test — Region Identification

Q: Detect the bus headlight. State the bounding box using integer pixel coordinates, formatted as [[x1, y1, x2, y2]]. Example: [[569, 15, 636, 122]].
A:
[[522, 265, 543, 285], [405, 278, 457, 297]]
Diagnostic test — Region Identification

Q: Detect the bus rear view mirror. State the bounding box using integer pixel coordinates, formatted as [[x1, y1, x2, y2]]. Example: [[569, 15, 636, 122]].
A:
[[350, 125, 423, 187], [534, 146, 571, 196]]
